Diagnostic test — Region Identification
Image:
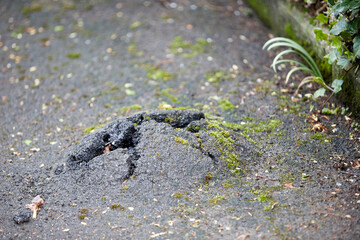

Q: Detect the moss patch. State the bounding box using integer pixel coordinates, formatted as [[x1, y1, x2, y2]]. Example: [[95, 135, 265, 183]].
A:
[[143, 63, 173, 81], [78, 208, 89, 220], [83, 123, 106, 134], [128, 41, 144, 57], [209, 195, 226, 205], [110, 204, 125, 210], [169, 36, 211, 58], [161, 88, 180, 104], [22, 4, 43, 15], [120, 104, 142, 115], [174, 136, 190, 145], [218, 100, 235, 111], [172, 192, 183, 198], [207, 120, 244, 174], [251, 185, 284, 202], [66, 53, 81, 59], [205, 70, 235, 83], [309, 132, 331, 143], [129, 21, 142, 30], [244, 0, 271, 28]]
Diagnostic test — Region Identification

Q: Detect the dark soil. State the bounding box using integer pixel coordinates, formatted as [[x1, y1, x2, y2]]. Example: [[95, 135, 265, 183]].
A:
[[0, 0, 359, 239]]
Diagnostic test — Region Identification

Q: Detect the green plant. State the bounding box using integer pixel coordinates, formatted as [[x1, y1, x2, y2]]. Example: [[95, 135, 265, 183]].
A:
[[312, 0, 360, 72], [263, 37, 343, 98]]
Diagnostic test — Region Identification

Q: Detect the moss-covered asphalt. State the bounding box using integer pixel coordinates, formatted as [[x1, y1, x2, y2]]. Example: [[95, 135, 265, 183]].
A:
[[0, 0, 359, 239]]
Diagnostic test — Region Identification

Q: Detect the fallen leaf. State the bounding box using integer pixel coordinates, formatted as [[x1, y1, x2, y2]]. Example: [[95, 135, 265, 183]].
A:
[[311, 123, 329, 133], [307, 113, 318, 123], [236, 234, 250, 240], [283, 183, 295, 188], [26, 195, 44, 219]]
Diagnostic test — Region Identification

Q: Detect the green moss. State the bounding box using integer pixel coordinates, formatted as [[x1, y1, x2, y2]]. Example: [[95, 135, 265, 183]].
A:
[[207, 120, 244, 174], [278, 95, 303, 114], [120, 104, 142, 114], [221, 119, 282, 135], [110, 204, 125, 210], [252, 185, 284, 202], [245, 0, 271, 28], [161, 88, 180, 104], [83, 123, 105, 134], [284, 23, 296, 39], [11, 27, 26, 37], [143, 63, 173, 81], [172, 192, 183, 198], [22, 4, 43, 15], [209, 195, 226, 205], [78, 208, 89, 220], [223, 180, 233, 189], [309, 132, 331, 143], [174, 136, 190, 145], [169, 36, 211, 58], [322, 107, 339, 115], [128, 41, 144, 57], [66, 53, 81, 59], [280, 173, 296, 183], [130, 21, 142, 30], [218, 100, 235, 111], [104, 103, 112, 108], [203, 172, 213, 185], [205, 70, 234, 83]]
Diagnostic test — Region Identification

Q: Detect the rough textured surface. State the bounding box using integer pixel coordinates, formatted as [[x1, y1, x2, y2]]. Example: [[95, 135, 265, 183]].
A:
[[0, 0, 359, 239], [13, 211, 32, 224]]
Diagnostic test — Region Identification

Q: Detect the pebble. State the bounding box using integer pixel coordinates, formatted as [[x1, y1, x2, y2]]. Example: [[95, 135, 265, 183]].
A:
[[13, 211, 32, 224]]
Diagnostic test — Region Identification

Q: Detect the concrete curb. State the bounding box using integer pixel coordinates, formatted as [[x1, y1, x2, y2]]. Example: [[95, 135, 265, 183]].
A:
[[244, 0, 360, 114]]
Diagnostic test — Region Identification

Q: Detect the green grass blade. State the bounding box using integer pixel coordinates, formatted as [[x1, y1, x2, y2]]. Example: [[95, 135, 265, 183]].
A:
[[264, 38, 323, 79], [295, 76, 315, 95], [272, 59, 311, 71], [285, 67, 312, 84], [271, 49, 297, 72]]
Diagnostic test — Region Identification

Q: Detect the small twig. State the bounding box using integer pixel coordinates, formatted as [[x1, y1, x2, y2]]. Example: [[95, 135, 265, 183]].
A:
[[56, 213, 64, 219], [154, 58, 173, 68], [59, 142, 72, 153], [321, 91, 335, 108], [122, 179, 128, 187], [311, 211, 353, 219]]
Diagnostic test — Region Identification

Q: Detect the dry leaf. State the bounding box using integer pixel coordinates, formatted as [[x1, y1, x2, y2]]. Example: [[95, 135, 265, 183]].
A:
[[311, 123, 329, 133], [236, 234, 250, 240], [26, 195, 44, 219], [283, 183, 295, 188], [307, 113, 318, 123]]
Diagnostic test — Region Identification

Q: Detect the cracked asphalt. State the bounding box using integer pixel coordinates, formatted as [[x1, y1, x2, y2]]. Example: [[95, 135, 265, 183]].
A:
[[0, 0, 359, 239]]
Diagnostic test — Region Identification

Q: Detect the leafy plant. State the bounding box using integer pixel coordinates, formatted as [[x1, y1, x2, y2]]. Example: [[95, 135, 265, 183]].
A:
[[263, 37, 343, 98], [312, 0, 360, 72]]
